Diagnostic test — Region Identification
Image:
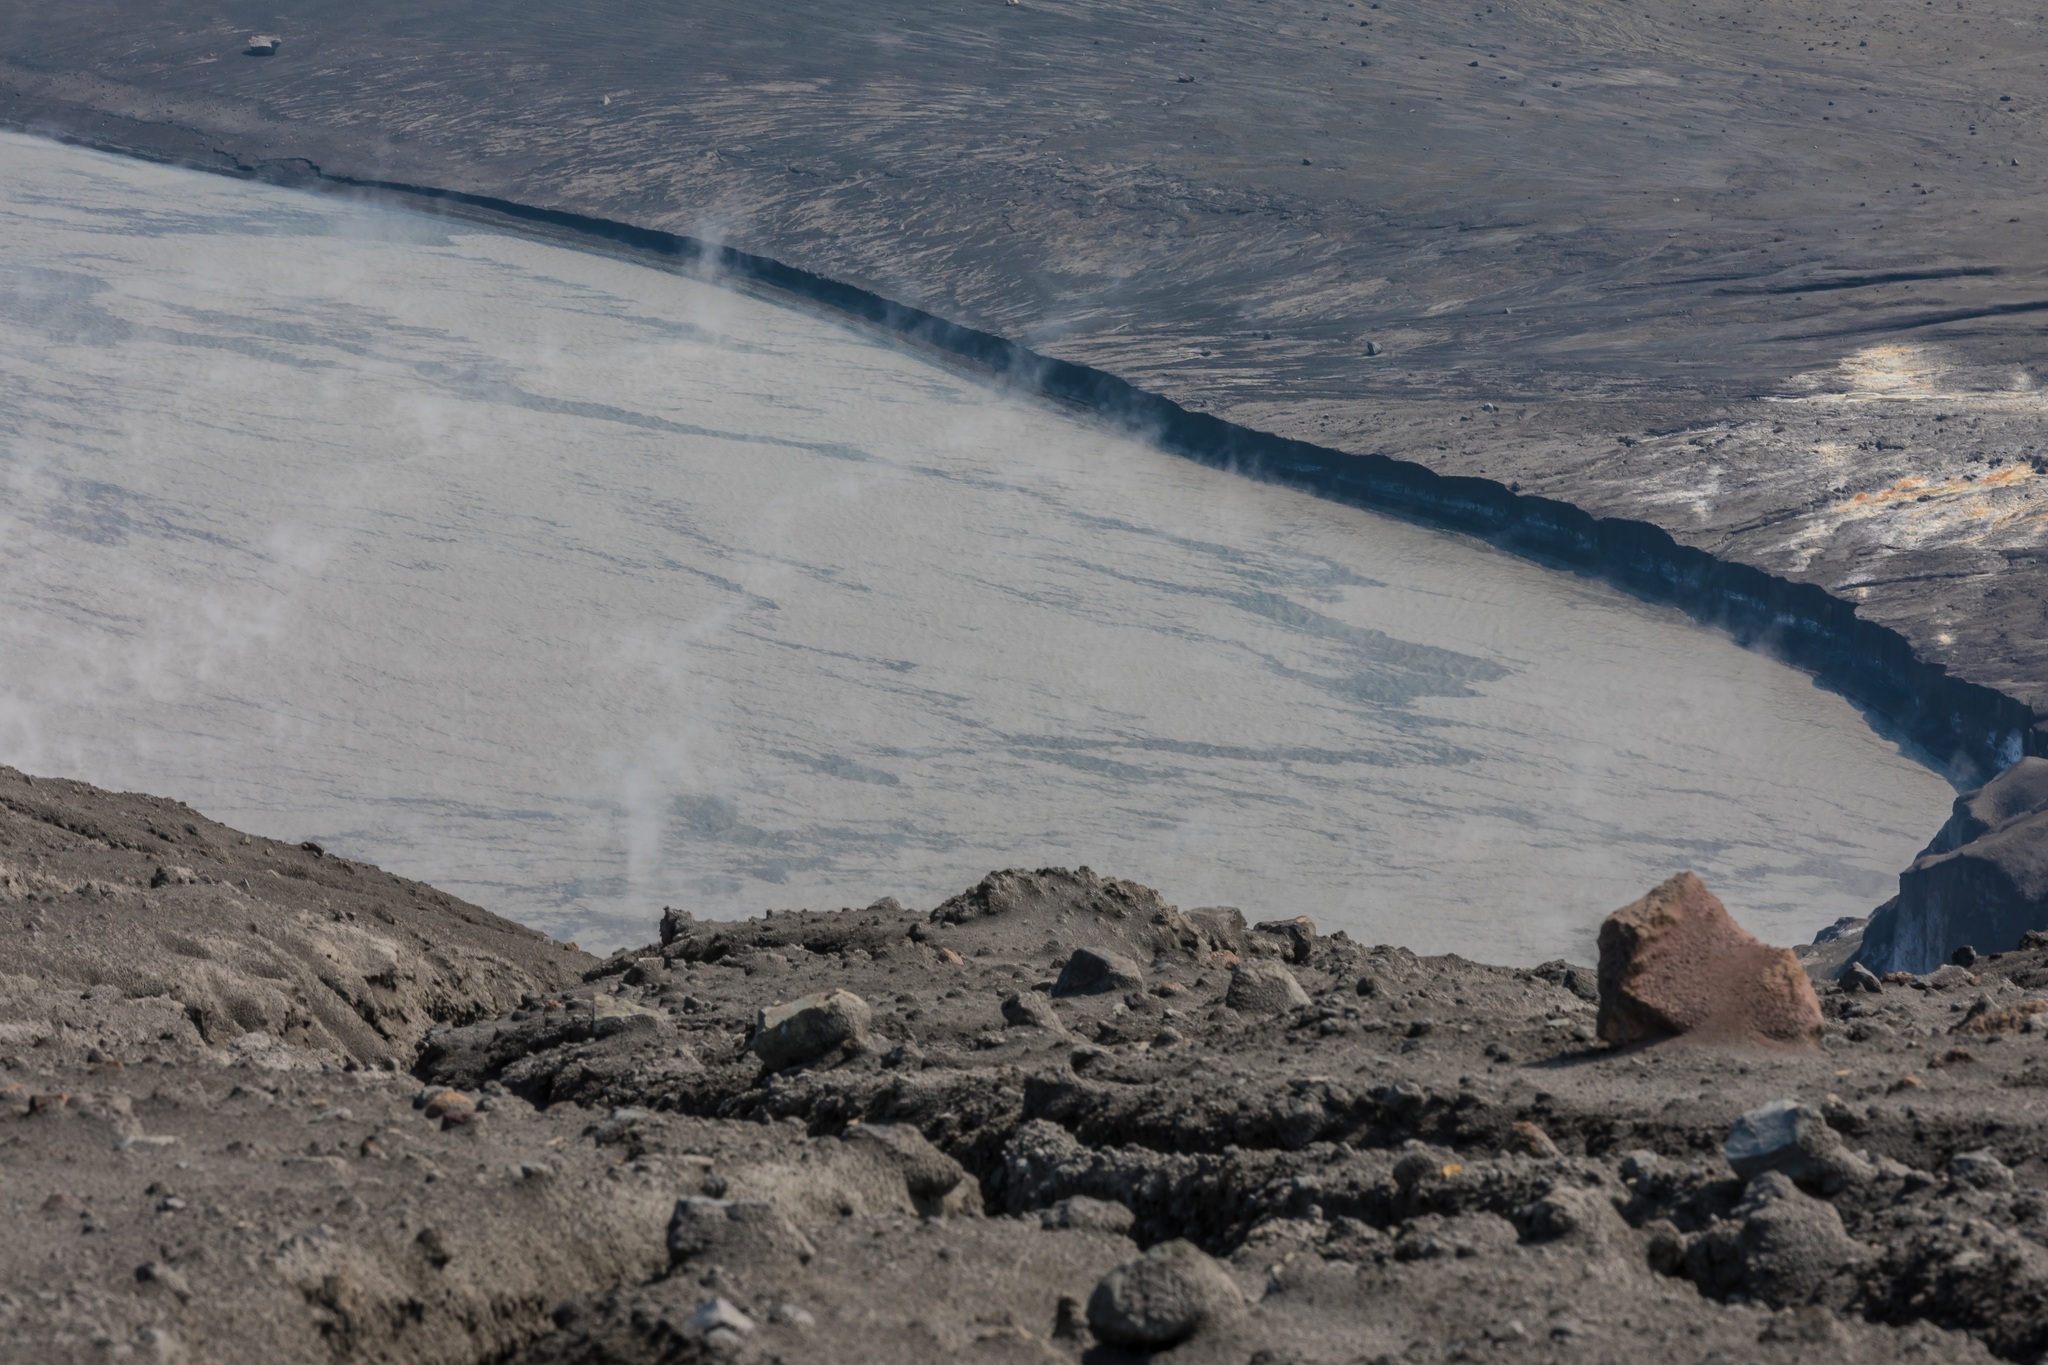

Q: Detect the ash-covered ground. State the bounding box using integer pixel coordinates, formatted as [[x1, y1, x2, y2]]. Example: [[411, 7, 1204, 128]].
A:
[[9, 766, 2048, 1364], [3, 0, 2045, 725]]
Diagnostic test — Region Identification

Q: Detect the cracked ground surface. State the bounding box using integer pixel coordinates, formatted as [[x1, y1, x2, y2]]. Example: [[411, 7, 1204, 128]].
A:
[[9, 772, 2048, 1361]]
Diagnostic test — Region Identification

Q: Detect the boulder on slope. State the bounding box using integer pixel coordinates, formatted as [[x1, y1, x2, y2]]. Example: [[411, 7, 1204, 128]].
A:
[[750, 988, 871, 1069], [1724, 1099, 1872, 1192], [1224, 958, 1312, 1014], [1596, 872, 1823, 1047], [1087, 1239, 1244, 1347], [929, 866, 1223, 962], [1053, 946, 1145, 997]]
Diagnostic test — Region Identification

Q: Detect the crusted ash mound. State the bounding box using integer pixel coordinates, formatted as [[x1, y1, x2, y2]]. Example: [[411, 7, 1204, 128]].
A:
[[9, 780, 2048, 1363], [0, 764, 589, 1067]]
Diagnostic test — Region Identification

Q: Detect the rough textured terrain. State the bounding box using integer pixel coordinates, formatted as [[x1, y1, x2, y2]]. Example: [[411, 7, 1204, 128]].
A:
[[3, 0, 2045, 742], [12, 773, 2048, 1362], [7, 5, 2048, 1360]]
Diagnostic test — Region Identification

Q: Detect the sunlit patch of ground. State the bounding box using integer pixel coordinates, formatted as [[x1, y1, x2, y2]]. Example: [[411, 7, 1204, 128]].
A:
[[1783, 343, 2048, 412], [1759, 345, 2048, 566], [1777, 460, 2045, 568]]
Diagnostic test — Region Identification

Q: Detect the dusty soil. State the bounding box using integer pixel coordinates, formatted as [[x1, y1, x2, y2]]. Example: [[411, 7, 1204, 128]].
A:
[[9, 769, 2048, 1363], [2, 0, 2045, 738]]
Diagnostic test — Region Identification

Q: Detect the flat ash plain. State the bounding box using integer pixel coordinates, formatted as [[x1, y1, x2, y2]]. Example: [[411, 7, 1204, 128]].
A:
[[9, 768, 2048, 1363], [3, 0, 2047, 737]]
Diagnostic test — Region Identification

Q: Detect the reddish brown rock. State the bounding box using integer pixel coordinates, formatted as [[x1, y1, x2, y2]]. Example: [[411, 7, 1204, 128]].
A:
[[1596, 872, 1824, 1047]]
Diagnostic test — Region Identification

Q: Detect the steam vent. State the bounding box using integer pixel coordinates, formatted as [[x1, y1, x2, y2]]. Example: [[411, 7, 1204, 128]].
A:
[[3, 0, 2048, 1360]]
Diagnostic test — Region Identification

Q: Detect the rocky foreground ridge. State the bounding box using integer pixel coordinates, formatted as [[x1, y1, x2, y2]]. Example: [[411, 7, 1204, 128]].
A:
[[9, 764, 2048, 1363]]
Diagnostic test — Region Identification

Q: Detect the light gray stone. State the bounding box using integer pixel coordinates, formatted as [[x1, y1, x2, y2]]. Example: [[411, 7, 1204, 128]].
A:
[[1948, 1148, 2015, 1189], [750, 988, 871, 1070], [683, 1296, 755, 1339], [1724, 1099, 1871, 1193], [1225, 959, 1312, 1014], [1926, 963, 1977, 991]]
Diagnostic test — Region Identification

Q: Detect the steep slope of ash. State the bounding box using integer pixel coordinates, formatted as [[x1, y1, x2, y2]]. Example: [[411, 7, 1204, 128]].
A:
[[0, 764, 587, 1067]]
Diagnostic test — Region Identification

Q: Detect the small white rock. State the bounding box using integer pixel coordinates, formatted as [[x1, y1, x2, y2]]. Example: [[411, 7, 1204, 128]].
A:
[[684, 1297, 755, 1338]]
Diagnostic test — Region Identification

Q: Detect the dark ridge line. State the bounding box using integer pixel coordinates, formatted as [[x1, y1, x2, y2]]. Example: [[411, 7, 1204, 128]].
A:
[[1709, 266, 2005, 296], [1782, 297, 2048, 340], [23, 132, 2044, 786]]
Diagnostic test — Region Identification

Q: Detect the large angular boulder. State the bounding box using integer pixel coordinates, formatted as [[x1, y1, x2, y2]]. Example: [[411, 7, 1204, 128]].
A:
[[1596, 873, 1823, 1046], [1857, 758, 2048, 974], [749, 988, 871, 1069]]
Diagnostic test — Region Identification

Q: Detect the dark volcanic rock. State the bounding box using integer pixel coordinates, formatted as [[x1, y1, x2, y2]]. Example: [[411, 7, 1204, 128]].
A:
[[1597, 871, 1824, 1046], [1000, 991, 1067, 1033], [1086, 1239, 1244, 1348], [1686, 1172, 1869, 1308], [937, 866, 1215, 965], [1252, 915, 1317, 963], [933, 866, 1169, 927], [1859, 759, 2048, 974], [1052, 946, 1144, 998]]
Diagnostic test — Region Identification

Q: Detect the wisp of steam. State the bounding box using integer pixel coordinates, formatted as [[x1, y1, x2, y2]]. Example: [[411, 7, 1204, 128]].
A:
[[0, 132, 1954, 959]]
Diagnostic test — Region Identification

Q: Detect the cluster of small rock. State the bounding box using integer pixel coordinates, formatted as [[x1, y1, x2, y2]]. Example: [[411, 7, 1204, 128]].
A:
[[14, 765, 2048, 1364]]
